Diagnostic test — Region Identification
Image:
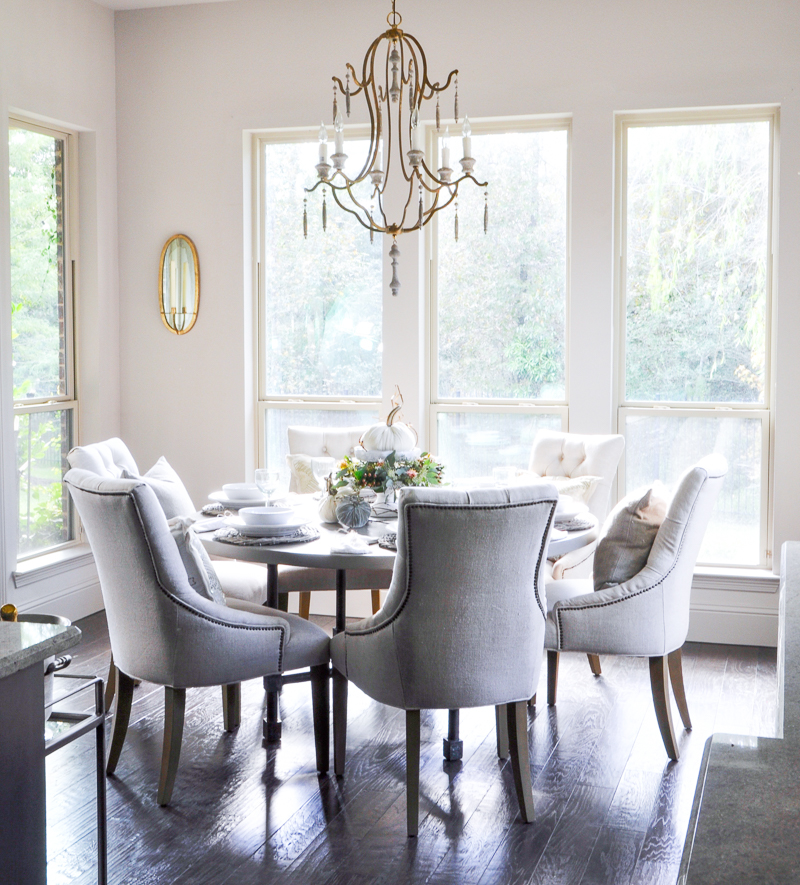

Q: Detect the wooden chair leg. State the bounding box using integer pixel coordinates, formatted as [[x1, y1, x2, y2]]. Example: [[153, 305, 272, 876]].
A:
[[222, 683, 241, 732], [495, 704, 509, 759], [547, 650, 560, 706], [332, 669, 348, 777], [310, 663, 330, 774], [370, 589, 382, 615], [587, 654, 602, 676], [106, 669, 134, 775], [298, 591, 311, 620], [158, 687, 186, 806], [506, 701, 535, 823], [649, 655, 679, 762], [528, 694, 536, 707], [104, 654, 116, 714], [406, 709, 421, 838], [668, 647, 692, 730]]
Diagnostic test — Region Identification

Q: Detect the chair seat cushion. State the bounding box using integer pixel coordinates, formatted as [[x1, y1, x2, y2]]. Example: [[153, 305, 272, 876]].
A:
[[213, 560, 270, 605], [225, 598, 330, 670], [277, 564, 394, 592]]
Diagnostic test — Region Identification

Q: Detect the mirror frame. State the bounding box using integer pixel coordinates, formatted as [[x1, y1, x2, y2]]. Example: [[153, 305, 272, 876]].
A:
[[159, 233, 200, 335]]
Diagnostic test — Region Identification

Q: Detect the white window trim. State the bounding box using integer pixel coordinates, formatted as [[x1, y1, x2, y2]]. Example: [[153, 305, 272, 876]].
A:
[[427, 116, 573, 454], [253, 127, 382, 469], [9, 116, 80, 563], [614, 105, 779, 570]]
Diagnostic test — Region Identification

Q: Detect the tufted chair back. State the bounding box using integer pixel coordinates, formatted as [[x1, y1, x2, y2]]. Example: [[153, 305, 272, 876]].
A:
[[286, 425, 367, 492], [67, 437, 139, 478], [529, 430, 625, 522]]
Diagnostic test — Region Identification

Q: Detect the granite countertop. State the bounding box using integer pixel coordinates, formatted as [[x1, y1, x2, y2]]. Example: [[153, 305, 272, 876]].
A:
[[0, 621, 82, 680], [679, 542, 800, 883]]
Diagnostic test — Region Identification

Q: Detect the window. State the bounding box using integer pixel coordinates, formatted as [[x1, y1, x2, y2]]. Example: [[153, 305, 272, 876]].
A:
[[617, 110, 775, 567], [9, 118, 77, 559], [429, 121, 570, 478], [256, 133, 382, 478]]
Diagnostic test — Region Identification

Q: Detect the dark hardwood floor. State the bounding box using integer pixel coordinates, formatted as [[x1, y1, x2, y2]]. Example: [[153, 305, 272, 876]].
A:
[[45, 612, 778, 885]]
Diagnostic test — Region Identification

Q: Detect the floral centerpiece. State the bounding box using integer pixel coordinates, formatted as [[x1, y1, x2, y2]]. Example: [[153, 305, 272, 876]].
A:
[[333, 450, 444, 500]]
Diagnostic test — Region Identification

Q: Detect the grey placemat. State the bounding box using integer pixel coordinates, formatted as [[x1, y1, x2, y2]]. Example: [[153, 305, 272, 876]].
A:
[[554, 515, 595, 532], [211, 525, 321, 546]]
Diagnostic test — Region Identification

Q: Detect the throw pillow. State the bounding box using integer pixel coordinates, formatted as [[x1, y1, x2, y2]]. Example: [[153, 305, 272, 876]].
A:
[[286, 453, 322, 494], [593, 483, 669, 592], [121, 456, 196, 518], [547, 475, 602, 505], [168, 517, 226, 606]]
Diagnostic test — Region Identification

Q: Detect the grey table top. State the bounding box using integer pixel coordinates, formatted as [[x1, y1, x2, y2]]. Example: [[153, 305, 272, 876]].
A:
[[200, 511, 597, 571], [679, 541, 800, 884], [0, 621, 81, 680]]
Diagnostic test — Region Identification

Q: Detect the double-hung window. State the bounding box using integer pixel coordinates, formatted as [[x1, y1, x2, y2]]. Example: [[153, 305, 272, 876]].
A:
[[255, 132, 382, 476], [617, 109, 776, 567], [429, 120, 570, 478], [9, 118, 77, 559]]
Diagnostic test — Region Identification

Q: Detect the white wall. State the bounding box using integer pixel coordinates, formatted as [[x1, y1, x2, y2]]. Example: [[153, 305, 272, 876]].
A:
[[0, 0, 119, 614], [109, 0, 798, 637]]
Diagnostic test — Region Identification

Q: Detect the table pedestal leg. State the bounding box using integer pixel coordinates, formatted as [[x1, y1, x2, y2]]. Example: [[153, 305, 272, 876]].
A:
[[443, 708, 463, 761], [263, 563, 282, 744], [335, 569, 346, 634]]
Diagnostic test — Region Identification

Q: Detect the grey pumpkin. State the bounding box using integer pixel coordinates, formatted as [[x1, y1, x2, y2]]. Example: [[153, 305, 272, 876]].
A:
[[335, 495, 371, 529]]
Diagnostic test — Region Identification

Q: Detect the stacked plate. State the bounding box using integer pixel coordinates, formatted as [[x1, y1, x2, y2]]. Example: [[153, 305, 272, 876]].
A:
[[209, 483, 266, 510], [224, 506, 308, 538]]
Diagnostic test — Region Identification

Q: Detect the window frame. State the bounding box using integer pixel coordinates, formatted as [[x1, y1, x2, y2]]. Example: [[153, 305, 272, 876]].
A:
[[614, 106, 778, 569], [253, 127, 383, 469], [9, 115, 79, 562], [427, 116, 573, 459]]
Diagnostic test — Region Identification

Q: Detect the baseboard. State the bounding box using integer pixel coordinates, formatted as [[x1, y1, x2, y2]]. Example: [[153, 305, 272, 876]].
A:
[[687, 604, 778, 647], [17, 578, 104, 622]]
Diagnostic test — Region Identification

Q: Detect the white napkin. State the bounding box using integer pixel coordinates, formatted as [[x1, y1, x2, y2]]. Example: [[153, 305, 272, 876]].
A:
[[191, 517, 228, 533], [330, 531, 372, 555]]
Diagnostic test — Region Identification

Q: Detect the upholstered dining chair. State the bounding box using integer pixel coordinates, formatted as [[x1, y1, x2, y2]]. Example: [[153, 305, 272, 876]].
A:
[[65, 467, 330, 806], [544, 455, 727, 761], [331, 483, 557, 837], [67, 438, 274, 710], [280, 424, 393, 620]]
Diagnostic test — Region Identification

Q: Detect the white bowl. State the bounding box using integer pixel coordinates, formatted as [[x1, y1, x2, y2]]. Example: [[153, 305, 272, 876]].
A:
[[239, 506, 294, 526], [222, 483, 261, 501]]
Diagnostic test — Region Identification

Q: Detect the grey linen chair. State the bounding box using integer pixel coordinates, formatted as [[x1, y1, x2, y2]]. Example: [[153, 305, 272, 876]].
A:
[[280, 425, 393, 619], [67, 438, 274, 710], [65, 467, 330, 805], [331, 483, 557, 837], [544, 455, 727, 761]]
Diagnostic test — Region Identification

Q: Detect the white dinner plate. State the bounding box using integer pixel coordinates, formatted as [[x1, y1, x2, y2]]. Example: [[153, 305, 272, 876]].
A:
[[223, 517, 309, 538], [209, 490, 267, 509]]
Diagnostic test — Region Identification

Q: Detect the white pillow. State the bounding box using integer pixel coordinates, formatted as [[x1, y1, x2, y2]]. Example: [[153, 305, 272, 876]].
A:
[[547, 474, 602, 505], [286, 454, 322, 494], [168, 517, 226, 606], [122, 456, 196, 519], [593, 483, 669, 591]]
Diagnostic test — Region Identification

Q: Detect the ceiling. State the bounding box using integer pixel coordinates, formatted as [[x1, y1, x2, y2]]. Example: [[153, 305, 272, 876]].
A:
[[91, 0, 240, 10]]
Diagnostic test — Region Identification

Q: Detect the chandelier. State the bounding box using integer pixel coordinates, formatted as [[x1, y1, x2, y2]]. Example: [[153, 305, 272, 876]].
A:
[[304, 0, 488, 296]]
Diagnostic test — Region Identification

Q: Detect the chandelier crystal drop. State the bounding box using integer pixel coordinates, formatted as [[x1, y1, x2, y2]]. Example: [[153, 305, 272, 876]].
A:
[[305, 0, 488, 295]]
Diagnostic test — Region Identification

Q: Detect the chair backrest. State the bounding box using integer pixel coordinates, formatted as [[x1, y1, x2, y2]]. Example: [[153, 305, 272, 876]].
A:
[[346, 483, 556, 711], [286, 425, 367, 492], [64, 468, 285, 687], [643, 454, 727, 650], [67, 437, 139, 478], [529, 429, 625, 522]]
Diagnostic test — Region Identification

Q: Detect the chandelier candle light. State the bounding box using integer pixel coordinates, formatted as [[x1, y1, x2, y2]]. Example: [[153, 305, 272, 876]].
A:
[[304, 0, 488, 296]]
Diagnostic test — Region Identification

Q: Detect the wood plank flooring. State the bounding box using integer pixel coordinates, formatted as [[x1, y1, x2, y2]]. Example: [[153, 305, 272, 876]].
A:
[[45, 612, 778, 885]]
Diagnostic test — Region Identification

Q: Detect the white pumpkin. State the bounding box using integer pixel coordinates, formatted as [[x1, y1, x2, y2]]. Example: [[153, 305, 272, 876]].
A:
[[361, 388, 417, 452], [318, 493, 339, 524]]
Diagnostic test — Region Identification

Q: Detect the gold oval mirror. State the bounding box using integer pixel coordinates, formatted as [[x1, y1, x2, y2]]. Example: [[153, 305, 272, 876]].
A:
[[159, 234, 199, 334]]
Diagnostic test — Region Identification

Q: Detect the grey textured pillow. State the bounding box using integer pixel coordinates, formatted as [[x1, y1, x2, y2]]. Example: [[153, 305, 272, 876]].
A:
[[168, 518, 226, 606], [593, 485, 668, 591], [122, 456, 195, 519]]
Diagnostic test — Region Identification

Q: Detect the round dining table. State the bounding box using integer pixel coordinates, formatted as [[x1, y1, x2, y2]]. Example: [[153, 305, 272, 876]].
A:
[[202, 507, 598, 751]]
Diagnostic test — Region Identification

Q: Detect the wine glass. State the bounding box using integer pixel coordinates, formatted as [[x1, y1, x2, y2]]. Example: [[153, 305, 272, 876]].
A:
[[311, 456, 336, 493], [254, 468, 281, 505]]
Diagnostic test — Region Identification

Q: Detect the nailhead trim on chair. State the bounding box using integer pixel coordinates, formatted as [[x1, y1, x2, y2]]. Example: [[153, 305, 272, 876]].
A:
[[65, 479, 287, 672], [554, 475, 706, 652], [344, 498, 557, 640]]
